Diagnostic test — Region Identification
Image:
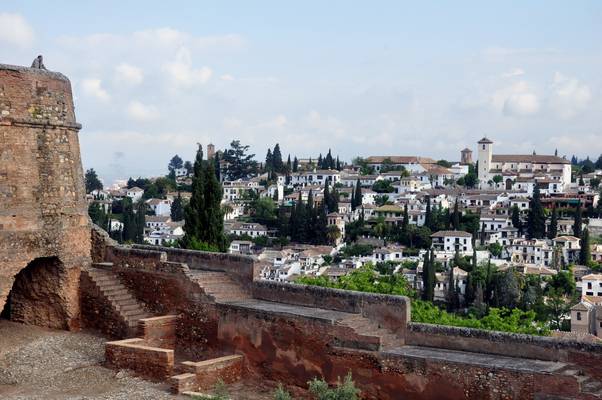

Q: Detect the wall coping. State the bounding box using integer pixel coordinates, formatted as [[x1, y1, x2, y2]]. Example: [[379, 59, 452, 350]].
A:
[[132, 245, 256, 265], [409, 322, 602, 353], [0, 63, 70, 81]]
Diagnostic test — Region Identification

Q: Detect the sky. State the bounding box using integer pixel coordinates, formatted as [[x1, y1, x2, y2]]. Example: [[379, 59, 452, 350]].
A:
[[1, 1, 601, 184]]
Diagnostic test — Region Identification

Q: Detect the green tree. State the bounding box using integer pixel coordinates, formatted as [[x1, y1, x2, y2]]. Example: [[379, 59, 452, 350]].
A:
[[223, 140, 257, 180], [88, 202, 107, 227], [353, 179, 362, 210], [452, 201, 460, 230], [580, 228, 591, 265], [511, 205, 523, 236], [293, 156, 299, 172], [183, 144, 226, 251], [171, 192, 184, 222], [272, 143, 284, 173], [168, 154, 183, 173], [85, 168, 103, 193], [527, 187, 546, 239], [548, 207, 558, 239], [573, 201, 583, 238]]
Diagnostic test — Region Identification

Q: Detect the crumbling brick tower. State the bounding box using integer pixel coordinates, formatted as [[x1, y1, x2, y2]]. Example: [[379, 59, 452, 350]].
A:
[[0, 63, 90, 330]]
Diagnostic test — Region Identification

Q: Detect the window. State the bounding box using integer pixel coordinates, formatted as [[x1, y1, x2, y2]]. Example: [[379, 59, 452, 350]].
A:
[[577, 312, 581, 321], [588, 282, 592, 289]]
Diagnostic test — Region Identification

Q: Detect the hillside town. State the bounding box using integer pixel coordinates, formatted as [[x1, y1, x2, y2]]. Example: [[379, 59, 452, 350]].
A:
[[85, 137, 602, 339]]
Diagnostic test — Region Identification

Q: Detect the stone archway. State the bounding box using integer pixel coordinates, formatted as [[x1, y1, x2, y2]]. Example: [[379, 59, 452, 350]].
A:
[[1, 257, 78, 330], [505, 178, 513, 190]]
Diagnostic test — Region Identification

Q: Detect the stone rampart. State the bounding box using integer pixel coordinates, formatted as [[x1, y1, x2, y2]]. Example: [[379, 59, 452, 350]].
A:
[[0, 63, 90, 329]]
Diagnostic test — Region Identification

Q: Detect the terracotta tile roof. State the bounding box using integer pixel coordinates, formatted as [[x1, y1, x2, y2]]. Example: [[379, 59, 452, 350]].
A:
[[491, 154, 570, 164]]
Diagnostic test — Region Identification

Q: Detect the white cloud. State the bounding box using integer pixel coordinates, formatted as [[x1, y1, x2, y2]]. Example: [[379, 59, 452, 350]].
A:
[[491, 81, 540, 117], [126, 101, 158, 121], [114, 63, 144, 85], [549, 72, 591, 119], [502, 68, 525, 78], [220, 74, 234, 81], [259, 114, 288, 129], [164, 47, 212, 87], [80, 78, 110, 101], [0, 13, 34, 47], [503, 93, 540, 116]]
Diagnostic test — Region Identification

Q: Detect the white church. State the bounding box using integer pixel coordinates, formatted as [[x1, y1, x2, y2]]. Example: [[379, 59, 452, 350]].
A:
[[477, 137, 571, 194]]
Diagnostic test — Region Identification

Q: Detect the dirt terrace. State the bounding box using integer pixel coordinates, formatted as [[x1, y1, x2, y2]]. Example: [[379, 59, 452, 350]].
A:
[[0, 320, 287, 400]]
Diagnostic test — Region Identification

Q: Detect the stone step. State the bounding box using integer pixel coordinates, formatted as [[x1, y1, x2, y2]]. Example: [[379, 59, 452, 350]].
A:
[[118, 303, 143, 312], [170, 373, 198, 394]]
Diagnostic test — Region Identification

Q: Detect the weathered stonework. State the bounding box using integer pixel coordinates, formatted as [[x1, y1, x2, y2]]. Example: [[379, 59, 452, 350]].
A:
[[0, 63, 90, 329]]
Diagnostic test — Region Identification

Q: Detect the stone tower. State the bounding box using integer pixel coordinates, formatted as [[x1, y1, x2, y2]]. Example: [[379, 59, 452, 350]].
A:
[[460, 147, 473, 165], [0, 62, 91, 330], [477, 137, 493, 184], [207, 143, 215, 159]]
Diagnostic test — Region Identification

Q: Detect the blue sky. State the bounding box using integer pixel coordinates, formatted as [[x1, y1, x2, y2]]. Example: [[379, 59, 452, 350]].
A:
[[1, 1, 601, 184]]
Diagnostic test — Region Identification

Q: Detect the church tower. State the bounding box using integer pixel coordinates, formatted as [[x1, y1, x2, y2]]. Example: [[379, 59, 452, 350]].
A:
[[477, 137, 493, 183]]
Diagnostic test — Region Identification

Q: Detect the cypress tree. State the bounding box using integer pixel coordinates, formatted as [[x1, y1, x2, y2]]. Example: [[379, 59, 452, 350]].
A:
[[183, 145, 206, 247], [350, 186, 356, 212], [447, 262, 456, 311], [201, 161, 226, 250], [422, 250, 431, 301], [265, 148, 273, 172], [293, 157, 298, 172], [428, 249, 436, 301], [286, 154, 291, 173], [580, 228, 591, 265], [402, 203, 409, 232], [573, 201, 583, 238], [354, 179, 362, 209], [214, 151, 221, 181], [511, 205, 523, 236], [452, 200, 460, 230], [171, 192, 184, 222], [527, 186, 546, 239], [425, 196, 432, 230], [135, 200, 146, 244], [273, 143, 284, 173], [547, 207, 558, 240]]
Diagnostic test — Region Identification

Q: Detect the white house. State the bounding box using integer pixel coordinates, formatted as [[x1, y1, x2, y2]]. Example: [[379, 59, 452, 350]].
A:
[[146, 198, 172, 217], [430, 230, 473, 253], [126, 187, 144, 202]]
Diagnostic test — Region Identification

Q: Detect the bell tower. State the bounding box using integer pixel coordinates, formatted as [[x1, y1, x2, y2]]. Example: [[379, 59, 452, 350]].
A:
[[477, 137, 493, 183]]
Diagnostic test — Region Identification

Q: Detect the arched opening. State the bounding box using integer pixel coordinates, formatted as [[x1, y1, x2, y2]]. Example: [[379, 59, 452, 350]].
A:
[[505, 178, 513, 190], [1, 257, 71, 329]]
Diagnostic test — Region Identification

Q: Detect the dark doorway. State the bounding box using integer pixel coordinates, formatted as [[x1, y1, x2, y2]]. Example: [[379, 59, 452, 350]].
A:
[[1, 257, 69, 328]]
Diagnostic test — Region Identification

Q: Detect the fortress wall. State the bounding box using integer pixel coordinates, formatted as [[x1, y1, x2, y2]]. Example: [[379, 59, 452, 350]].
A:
[[252, 280, 410, 337], [0, 64, 90, 329], [133, 244, 259, 289], [407, 322, 602, 379]]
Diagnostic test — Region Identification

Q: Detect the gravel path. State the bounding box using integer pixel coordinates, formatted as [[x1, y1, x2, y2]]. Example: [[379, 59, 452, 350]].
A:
[[0, 320, 181, 400]]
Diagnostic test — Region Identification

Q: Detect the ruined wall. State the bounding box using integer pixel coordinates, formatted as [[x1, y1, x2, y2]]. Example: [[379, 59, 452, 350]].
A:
[[0, 63, 90, 329]]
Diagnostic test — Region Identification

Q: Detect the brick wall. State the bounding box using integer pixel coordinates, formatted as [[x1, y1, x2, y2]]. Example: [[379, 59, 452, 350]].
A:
[[0, 63, 90, 329]]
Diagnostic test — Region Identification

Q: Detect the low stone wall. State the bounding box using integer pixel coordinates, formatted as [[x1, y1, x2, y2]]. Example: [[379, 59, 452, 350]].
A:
[[407, 322, 602, 379], [105, 246, 167, 271], [105, 338, 174, 381], [133, 245, 259, 288], [252, 280, 410, 336]]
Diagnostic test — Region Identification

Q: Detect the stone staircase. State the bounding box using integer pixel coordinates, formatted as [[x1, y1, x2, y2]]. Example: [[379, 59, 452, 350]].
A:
[[187, 270, 251, 303], [85, 265, 150, 335], [338, 314, 401, 351]]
